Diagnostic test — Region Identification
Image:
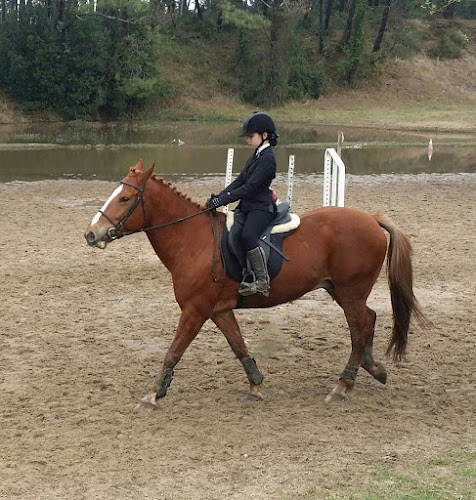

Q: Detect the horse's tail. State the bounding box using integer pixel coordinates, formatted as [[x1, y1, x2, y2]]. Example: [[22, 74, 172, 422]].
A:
[[373, 214, 429, 362]]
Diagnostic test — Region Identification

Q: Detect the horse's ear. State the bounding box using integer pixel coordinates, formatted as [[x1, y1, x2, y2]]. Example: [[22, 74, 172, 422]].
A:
[[142, 163, 155, 180], [130, 159, 144, 174]]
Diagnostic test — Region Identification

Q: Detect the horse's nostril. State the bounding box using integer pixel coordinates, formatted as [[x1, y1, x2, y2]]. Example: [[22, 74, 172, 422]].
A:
[[85, 230, 96, 243]]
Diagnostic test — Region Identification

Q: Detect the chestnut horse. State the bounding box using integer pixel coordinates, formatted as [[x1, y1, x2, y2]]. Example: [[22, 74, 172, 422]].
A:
[[84, 160, 427, 409]]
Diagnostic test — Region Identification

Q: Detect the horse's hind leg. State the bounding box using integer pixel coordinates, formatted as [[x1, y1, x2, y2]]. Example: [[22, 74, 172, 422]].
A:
[[361, 306, 387, 385], [325, 289, 383, 403], [211, 310, 264, 401]]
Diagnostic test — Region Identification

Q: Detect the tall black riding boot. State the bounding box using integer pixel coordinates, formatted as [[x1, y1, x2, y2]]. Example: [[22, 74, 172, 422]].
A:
[[239, 247, 270, 297]]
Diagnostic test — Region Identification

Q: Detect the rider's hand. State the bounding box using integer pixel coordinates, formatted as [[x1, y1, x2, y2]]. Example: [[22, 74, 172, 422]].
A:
[[206, 195, 222, 211]]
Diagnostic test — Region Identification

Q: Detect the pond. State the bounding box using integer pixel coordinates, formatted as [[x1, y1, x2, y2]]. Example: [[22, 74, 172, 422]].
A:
[[0, 121, 475, 183]]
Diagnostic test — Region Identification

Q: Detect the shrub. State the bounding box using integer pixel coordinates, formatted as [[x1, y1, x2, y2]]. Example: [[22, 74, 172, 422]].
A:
[[288, 40, 326, 100], [429, 28, 468, 59]]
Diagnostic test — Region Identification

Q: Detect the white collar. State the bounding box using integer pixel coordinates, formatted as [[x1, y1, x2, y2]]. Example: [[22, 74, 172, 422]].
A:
[[256, 142, 270, 157]]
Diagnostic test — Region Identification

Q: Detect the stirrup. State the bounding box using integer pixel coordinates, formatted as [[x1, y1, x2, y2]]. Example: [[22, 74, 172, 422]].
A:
[[256, 284, 269, 297], [238, 279, 257, 296], [238, 270, 256, 296], [255, 281, 270, 297], [238, 278, 269, 297], [238, 283, 257, 296]]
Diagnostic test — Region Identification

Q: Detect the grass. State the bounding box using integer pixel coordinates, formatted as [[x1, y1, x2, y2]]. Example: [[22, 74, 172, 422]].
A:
[[131, 97, 476, 134], [336, 450, 476, 500], [264, 450, 476, 500]]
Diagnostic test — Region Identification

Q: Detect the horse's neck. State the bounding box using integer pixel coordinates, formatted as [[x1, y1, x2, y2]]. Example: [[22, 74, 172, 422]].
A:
[[144, 177, 210, 271]]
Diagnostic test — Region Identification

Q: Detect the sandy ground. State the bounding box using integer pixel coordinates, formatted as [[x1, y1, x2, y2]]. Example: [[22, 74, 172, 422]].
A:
[[1, 173, 475, 500]]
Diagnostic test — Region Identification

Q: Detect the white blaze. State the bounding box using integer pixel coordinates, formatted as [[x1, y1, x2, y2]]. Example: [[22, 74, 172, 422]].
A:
[[91, 185, 123, 225]]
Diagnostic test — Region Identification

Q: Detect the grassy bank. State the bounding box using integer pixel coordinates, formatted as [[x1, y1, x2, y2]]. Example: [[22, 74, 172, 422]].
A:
[[2, 53, 476, 134], [166, 98, 476, 133]]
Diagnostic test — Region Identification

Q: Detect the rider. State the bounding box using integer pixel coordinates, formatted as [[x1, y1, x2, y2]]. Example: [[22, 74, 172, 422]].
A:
[[207, 112, 278, 297]]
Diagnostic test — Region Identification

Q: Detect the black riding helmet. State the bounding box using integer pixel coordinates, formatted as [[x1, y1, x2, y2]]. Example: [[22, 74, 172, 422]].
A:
[[240, 112, 279, 146]]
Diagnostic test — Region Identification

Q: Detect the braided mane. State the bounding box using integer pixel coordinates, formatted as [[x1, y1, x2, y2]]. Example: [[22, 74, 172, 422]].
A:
[[151, 174, 204, 210]]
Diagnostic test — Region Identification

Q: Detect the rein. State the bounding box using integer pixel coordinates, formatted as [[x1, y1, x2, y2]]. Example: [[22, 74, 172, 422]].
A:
[[116, 207, 211, 238], [208, 209, 226, 282], [103, 180, 226, 281], [103, 180, 210, 239]]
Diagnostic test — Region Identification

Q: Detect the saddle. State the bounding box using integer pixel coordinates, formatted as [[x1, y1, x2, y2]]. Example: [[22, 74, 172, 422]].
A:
[[220, 202, 301, 283]]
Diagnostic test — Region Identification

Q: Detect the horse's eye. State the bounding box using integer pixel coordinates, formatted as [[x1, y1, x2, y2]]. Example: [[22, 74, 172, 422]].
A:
[[120, 196, 130, 203]]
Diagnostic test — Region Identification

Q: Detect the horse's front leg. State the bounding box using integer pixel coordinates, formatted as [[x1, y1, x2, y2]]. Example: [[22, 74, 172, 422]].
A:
[[136, 308, 206, 410], [211, 310, 264, 401]]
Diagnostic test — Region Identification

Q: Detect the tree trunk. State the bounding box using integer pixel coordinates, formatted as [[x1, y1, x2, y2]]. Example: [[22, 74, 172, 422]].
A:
[[373, 0, 391, 52], [345, 0, 367, 84], [195, 0, 202, 20], [1, 0, 6, 22], [319, 0, 324, 53], [342, 0, 357, 45], [148, 0, 162, 26], [18, 0, 24, 20], [56, 0, 65, 23], [324, 0, 334, 32], [443, 2, 455, 19]]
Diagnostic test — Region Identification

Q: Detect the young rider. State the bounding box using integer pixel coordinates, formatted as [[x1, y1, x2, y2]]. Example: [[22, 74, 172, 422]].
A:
[[206, 112, 278, 297]]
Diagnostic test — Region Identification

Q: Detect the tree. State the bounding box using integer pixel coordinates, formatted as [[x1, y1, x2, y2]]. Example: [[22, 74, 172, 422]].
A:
[[373, 0, 392, 52], [342, 0, 358, 46], [318, 0, 324, 53], [421, 0, 462, 16], [341, 0, 367, 83], [324, 0, 334, 32]]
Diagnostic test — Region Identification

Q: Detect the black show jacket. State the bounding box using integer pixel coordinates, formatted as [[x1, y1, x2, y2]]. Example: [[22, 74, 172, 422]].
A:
[[217, 146, 276, 213]]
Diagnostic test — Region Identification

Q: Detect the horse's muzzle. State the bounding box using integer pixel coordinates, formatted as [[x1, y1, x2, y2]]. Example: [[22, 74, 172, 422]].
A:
[[84, 226, 113, 249]]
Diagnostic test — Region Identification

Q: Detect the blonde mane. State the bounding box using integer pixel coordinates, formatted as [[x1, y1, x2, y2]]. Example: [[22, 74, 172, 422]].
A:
[[151, 174, 205, 210]]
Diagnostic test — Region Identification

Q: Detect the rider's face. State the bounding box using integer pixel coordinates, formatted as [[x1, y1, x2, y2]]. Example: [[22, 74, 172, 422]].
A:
[[246, 132, 267, 149]]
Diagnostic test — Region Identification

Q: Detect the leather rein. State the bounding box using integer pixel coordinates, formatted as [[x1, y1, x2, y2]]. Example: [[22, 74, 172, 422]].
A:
[[99, 180, 209, 239], [99, 180, 225, 281]]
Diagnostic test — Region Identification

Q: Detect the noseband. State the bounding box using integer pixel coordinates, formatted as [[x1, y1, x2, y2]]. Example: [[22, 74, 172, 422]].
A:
[[99, 181, 147, 240]]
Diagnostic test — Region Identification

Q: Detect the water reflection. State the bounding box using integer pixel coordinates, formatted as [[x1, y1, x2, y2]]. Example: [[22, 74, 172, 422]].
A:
[[0, 122, 474, 182]]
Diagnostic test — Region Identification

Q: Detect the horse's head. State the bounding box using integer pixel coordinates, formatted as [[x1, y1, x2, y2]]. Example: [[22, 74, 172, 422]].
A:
[[84, 159, 155, 249]]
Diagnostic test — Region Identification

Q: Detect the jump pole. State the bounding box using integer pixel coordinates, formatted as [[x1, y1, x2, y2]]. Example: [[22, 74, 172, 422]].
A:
[[323, 148, 345, 207], [223, 148, 234, 212], [287, 155, 295, 208]]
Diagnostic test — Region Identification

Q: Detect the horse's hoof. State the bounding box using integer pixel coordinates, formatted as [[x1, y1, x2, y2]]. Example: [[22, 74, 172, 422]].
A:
[[243, 392, 263, 402], [325, 390, 348, 403], [364, 361, 388, 385], [135, 393, 158, 412], [373, 369, 387, 385]]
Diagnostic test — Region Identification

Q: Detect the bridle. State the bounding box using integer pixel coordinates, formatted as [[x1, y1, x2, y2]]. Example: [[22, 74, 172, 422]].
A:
[[100, 180, 210, 240], [99, 181, 148, 240], [99, 180, 225, 280]]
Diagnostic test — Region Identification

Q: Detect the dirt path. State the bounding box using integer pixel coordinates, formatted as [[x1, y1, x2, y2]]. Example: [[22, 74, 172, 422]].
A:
[[1, 173, 475, 499]]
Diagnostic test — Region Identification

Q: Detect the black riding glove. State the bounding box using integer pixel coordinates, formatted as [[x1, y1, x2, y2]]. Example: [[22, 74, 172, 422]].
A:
[[206, 194, 222, 211]]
